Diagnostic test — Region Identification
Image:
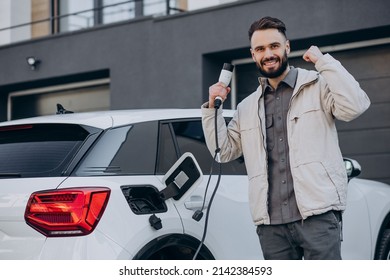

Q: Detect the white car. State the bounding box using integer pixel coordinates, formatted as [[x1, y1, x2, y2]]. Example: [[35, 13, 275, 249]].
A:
[[0, 109, 389, 260]]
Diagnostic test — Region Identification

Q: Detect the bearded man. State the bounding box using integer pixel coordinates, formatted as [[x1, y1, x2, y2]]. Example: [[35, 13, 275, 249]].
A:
[[201, 17, 370, 260]]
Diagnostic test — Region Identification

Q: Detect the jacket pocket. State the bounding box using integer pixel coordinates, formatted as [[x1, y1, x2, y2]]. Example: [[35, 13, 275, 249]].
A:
[[293, 161, 342, 213], [288, 107, 329, 164], [321, 161, 348, 205], [289, 106, 322, 121], [289, 88, 322, 119], [241, 125, 266, 179]]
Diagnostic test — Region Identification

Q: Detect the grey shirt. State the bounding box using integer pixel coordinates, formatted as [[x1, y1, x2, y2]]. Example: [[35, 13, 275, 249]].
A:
[[263, 67, 302, 224]]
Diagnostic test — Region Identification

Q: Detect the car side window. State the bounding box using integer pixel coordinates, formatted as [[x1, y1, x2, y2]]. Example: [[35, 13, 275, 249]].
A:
[[157, 119, 246, 175], [156, 122, 178, 175], [76, 121, 158, 176]]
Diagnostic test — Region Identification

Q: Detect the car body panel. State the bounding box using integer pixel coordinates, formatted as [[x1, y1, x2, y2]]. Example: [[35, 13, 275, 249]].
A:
[[348, 178, 390, 257], [55, 175, 184, 259], [39, 230, 132, 259], [340, 178, 372, 259], [0, 178, 66, 259], [178, 175, 263, 259]]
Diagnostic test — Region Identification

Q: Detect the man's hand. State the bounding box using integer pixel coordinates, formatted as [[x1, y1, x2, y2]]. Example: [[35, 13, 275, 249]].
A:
[[208, 82, 231, 108], [303, 45, 324, 64]]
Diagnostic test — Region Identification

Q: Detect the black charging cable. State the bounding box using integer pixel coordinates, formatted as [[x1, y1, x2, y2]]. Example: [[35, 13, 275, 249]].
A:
[[192, 63, 234, 260], [192, 107, 223, 260]]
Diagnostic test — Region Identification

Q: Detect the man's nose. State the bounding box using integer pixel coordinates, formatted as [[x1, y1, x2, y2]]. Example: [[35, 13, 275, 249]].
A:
[[264, 47, 273, 57]]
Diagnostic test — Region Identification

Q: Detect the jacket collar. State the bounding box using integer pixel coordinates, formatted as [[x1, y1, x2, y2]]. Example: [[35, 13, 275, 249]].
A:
[[255, 67, 319, 99]]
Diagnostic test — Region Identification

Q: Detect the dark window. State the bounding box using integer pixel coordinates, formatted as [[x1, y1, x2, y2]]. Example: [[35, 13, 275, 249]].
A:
[[0, 124, 96, 178], [76, 121, 158, 176], [235, 63, 260, 105], [157, 119, 246, 175], [156, 122, 178, 174]]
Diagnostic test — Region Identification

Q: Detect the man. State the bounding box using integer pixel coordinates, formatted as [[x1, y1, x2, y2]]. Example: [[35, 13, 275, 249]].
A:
[[201, 17, 370, 259]]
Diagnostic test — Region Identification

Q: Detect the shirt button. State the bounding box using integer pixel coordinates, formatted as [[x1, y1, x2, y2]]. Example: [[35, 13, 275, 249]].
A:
[[282, 180, 286, 184], [279, 138, 283, 142], [281, 158, 285, 162]]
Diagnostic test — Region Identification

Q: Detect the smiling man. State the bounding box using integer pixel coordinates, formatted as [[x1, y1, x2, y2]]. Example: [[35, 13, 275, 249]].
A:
[[201, 17, 371, 259]]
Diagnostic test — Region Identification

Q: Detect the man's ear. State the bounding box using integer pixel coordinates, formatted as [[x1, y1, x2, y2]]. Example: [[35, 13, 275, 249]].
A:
[[250, 48, 256, 62], [286, 40, 291, 55]]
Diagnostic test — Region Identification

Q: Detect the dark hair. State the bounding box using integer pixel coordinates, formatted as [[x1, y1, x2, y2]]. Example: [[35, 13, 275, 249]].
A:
[[248, 17, 287, 40]]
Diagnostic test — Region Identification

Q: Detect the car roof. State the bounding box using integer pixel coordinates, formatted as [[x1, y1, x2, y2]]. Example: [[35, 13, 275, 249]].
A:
[[0, 109, 235, 129]]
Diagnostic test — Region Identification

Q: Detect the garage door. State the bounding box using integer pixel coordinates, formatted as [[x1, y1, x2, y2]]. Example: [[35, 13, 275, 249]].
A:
[[8, 78, 110, 120]]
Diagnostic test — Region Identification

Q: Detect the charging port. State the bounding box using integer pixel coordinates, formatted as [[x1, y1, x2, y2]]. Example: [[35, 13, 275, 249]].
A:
[[121, 185, 167, 215]]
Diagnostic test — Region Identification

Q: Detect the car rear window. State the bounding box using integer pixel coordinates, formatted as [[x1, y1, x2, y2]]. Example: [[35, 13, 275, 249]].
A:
[[0, 124, 96, 178]]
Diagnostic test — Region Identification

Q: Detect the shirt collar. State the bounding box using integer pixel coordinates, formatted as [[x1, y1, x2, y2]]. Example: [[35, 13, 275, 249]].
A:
[[261, 66, 298, 93]]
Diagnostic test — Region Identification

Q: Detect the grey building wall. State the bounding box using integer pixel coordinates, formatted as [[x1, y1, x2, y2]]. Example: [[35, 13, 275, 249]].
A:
[[1, 0, 389, 109], [0, 0, 389, 183]]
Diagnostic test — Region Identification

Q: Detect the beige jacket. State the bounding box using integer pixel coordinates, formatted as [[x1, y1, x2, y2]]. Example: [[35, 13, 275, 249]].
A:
[[201, 54, 370, 225]]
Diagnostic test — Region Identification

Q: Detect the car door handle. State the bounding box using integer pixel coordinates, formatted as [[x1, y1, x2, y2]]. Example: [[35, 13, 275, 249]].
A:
[[184, 195, 208, 210]]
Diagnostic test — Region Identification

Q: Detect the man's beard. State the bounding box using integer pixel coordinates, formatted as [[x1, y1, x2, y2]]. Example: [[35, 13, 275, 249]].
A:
[[256, 51, 289, 78]]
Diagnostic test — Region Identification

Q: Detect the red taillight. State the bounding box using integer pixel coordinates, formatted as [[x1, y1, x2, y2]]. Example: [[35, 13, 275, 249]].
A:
[[24, 187, 110, 237]]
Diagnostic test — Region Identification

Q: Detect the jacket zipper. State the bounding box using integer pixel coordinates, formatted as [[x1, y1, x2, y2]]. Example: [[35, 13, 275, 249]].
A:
[[256, 85, 270, 223], [287, 76, 319, 222]]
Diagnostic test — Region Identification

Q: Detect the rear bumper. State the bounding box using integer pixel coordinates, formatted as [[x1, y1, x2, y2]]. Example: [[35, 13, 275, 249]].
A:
[[0, 224, 131, 260], [38, 230, 132, 259]]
